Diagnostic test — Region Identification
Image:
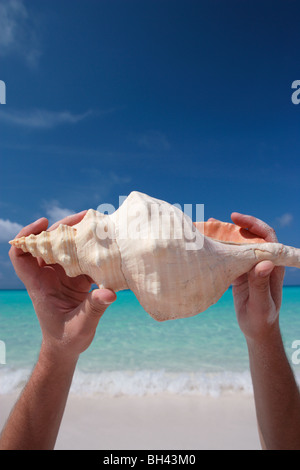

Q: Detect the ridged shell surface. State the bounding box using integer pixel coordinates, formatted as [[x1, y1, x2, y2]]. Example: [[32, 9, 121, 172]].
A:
[[10, 191, 300, 321]]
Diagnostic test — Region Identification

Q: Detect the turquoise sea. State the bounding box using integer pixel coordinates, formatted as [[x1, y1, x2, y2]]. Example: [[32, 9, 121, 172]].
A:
[[1, 287, 300, 397]]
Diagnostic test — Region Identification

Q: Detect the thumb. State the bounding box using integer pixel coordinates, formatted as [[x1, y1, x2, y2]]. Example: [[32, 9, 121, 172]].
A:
[[248, 261, 274, 304], [83, 288, 116, 323]]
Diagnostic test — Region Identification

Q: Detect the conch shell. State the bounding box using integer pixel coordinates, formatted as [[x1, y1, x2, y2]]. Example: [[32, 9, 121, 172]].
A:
[[10, 191, 300, 322]]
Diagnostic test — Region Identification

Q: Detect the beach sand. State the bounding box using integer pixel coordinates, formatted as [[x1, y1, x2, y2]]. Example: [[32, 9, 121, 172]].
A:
[[0, 392, 261, 450]]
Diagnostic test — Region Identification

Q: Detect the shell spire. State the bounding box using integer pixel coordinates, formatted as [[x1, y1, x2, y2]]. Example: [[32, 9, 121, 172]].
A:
[[8, 192, 300, 321], [10, 223, 81, 277], [9, 208, 128, 293]]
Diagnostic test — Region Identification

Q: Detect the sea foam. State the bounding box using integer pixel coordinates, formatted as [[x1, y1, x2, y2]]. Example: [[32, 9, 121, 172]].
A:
[[0, 367, 256, 397]]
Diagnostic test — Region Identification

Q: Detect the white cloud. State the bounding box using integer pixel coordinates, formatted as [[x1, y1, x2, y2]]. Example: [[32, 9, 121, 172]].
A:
[[0, 0, 41, 67], [276, 213, 293, 228], [0, 218, 23, 242], [130, 130, 171, 151], [44, 203, 75, 226], [0, 108, 93, 129], [0, 204, 75, 243]]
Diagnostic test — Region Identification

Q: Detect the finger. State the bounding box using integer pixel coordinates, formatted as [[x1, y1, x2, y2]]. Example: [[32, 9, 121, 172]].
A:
[[270, 266, 285, 310], [247, 261, 274, 306], [231, 212, 278, 242], [252, 260, 275, 278], [13, 217, 49, 241], [81, 288, 116, 326], [48, 210, 88, 231]]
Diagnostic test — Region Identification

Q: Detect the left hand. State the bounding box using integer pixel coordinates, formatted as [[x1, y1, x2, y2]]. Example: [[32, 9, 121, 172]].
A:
[[9, 212, 116, 361]]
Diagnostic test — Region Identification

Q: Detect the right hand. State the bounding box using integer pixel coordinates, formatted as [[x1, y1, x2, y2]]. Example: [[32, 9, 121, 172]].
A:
[[231, 212, 285, 344]]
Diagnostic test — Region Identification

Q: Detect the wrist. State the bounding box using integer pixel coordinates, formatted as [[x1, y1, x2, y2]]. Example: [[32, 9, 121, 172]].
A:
[[245, 321, 283, 352], [39, 341, 79, 371]]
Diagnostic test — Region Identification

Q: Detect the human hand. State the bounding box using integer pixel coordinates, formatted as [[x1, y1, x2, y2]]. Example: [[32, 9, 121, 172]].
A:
[[9, 212, 116, 362], [231, 212, 285, 344]]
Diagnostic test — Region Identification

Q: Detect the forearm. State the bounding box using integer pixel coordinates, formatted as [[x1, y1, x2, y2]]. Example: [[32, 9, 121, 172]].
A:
[[0, 343, 78, 450], [247, 326, 300, 450]]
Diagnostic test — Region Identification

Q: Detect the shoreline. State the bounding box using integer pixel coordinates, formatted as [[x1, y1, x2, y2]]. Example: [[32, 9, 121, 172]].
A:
[[0, 392, 261, 450], [1, 285, 300, 291]]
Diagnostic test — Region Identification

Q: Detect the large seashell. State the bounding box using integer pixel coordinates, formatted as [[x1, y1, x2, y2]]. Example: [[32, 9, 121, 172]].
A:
[[10, 191, 300, 321]]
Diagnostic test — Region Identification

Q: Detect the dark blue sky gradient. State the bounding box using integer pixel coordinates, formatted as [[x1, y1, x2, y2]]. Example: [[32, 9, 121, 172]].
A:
[[0, 0, 300, 287]]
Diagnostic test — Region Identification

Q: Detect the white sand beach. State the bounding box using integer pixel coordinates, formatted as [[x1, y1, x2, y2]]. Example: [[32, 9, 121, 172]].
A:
[[1, 392, 261, 450]]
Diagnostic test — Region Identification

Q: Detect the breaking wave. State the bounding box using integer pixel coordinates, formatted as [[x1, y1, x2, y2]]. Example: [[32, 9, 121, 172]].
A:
[[0, 367, 256, 397]]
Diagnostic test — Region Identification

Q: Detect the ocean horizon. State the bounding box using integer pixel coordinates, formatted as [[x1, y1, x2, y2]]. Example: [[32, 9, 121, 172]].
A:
[[1, 287, 300, 397]]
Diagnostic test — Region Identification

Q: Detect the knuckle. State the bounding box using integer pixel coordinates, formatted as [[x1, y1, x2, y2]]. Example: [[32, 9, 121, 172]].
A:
[[89, 302, 101, 316], [268, 227, 278, 241]]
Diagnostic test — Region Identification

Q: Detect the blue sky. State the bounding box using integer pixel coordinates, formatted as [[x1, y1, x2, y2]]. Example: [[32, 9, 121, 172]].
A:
[[0, 0, 300, 287]]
